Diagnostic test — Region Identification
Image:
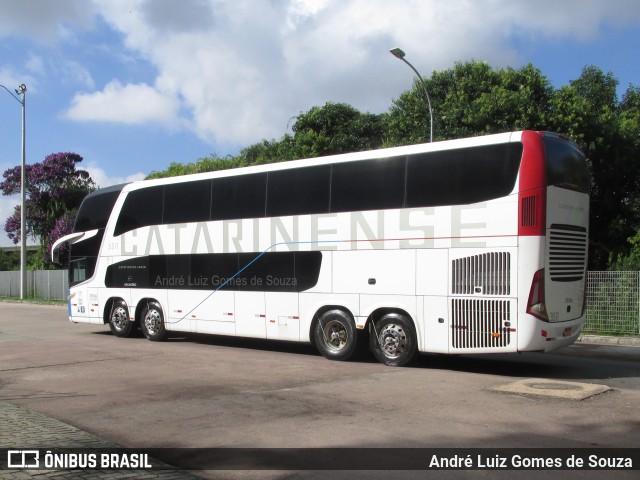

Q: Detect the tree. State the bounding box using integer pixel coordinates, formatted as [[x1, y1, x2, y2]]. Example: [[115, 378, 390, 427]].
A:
[[238, 102, 385, 163], [146, 154, 249, 180], [0, 249, 19, 271], [239, 136, 297, 165], [290, 102, 385, 158], [1, 152, 95, 268], [611, 230, 640, 270], [385, 61, 552, 145]]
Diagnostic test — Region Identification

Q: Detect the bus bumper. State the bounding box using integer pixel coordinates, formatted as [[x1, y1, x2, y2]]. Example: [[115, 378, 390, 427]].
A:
[[519, 316, 585, 352]]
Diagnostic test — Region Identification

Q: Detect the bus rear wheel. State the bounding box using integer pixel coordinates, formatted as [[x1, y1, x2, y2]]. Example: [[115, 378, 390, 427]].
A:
[[140, 301, 167, 342], [370, 313, 417, 367], [108, 300, 135, 338], [314, 309, 357, 361]]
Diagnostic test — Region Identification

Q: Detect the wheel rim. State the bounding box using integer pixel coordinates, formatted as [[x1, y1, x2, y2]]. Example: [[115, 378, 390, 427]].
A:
[[144, 309, 162, 335], [322, 319, 349, 351], [110, 306, 128, 332], [378, 323, 408, 359]]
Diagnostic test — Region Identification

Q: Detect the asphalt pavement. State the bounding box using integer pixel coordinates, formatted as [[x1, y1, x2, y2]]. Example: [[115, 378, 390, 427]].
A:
[[0, 302, 640, 480]]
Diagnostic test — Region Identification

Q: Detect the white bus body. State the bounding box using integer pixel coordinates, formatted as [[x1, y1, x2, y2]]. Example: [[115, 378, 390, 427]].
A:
[[53, 131, 590, 366]]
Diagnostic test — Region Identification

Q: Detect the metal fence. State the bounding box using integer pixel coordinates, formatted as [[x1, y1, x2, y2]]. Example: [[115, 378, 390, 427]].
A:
[[585, 271, 639, 336], [0, 270, 69, 301], [0, 269, 638, 336]]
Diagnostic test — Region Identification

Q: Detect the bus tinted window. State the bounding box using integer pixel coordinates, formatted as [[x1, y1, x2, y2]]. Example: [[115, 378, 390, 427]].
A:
[[212, 173, 267, 221], [406, 143, 522, 207], [164, 179, 212, 224], [73, 188, 123, 232], [114, 186, 163, 236], [68, 233, 103, 286], [331, 157, 405, 213], [111, 142, 525, 235], [105, 251, 322, 292], [267, 165, 331, 217], [544, 137, 590, 193], [70, 258, 88, 285]]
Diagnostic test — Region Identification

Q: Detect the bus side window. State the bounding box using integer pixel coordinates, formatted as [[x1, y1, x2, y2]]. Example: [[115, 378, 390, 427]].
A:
[[212, 173, 267, 221], [164, 180, 212, 224], [114, 186, 164, 236], [330, 157, 405, 213], [266, 165, 331, 217]]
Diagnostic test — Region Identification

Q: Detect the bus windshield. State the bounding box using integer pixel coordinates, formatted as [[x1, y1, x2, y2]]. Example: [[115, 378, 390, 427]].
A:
[[68, 184, 125, 286]]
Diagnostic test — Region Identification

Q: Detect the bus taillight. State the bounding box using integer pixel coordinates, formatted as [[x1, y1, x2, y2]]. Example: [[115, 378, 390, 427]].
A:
[[527, 268, 548, 321]]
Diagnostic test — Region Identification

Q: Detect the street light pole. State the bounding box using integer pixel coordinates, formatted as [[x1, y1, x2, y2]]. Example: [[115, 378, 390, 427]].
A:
[[390, 47, 434, 143], [19, 84, 27, 300], [1, 83, 27, 299]]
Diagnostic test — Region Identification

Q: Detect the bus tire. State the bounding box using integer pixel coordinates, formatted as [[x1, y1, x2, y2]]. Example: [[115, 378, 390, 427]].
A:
[[140, 301, 167, 342], [108, 300, 135, 338], [314, 309, 357, 361], [370, 313, 417, 367]]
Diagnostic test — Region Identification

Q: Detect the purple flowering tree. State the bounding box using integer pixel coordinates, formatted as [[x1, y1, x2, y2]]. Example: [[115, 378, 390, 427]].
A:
[[1, 152, 95, 267]]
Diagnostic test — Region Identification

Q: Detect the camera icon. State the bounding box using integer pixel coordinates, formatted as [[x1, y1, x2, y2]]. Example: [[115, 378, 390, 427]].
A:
[[7, 450, 40, 468]]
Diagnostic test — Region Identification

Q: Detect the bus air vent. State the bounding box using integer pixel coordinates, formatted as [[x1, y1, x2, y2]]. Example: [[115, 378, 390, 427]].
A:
[[451, 299, 512, 349], [452, 252, 511, 295], [521, 195, 537, 227], [548, 224, 587, 282]]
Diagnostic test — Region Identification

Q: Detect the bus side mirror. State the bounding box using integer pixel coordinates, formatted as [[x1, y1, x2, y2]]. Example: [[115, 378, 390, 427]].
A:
[[51, 231, 91, 262]]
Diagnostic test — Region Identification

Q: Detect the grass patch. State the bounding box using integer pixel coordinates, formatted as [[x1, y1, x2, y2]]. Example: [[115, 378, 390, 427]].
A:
[[0, 296, 67, 306]]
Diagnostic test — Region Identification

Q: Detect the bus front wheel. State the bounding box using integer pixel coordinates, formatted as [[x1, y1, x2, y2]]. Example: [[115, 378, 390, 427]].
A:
[[370, 313, 417, 367], [108, 300, 135, 338], [314, 309, 357, 361], [140, 301, 167, 342]]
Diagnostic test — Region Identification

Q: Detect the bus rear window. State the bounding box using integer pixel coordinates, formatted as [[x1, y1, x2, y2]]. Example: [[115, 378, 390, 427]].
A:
[[544, 137, 590, 193]]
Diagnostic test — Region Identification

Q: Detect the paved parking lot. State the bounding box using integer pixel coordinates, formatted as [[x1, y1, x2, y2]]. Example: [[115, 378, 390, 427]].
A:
[[1, 302, 639, 479]]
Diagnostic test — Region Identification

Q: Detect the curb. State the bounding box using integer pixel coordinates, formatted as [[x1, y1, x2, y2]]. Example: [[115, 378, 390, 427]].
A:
[[578, 335, 640, 347]]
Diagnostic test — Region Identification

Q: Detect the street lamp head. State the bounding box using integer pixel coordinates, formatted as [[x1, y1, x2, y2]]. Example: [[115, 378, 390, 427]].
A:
[[388, 46, 434, 143], [16, 84, 27, 95], [390, 47, 406, 60]]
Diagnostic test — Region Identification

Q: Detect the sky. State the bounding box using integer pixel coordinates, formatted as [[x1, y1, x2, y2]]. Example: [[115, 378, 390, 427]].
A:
[[1, 0, 639, 247]]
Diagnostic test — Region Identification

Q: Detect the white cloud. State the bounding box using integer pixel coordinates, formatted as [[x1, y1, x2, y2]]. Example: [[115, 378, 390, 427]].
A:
[[64, 80, 181, 126], [84, 161, 146, 189], [56, 0, 640, 149]]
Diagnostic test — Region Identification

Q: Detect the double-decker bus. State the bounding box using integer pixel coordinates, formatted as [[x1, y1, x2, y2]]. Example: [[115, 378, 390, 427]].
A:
[[52, 130, 590, 367]]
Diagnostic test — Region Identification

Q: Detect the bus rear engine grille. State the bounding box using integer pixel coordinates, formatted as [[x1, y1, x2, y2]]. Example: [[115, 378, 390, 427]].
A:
[[548, 224, 587, 282]]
